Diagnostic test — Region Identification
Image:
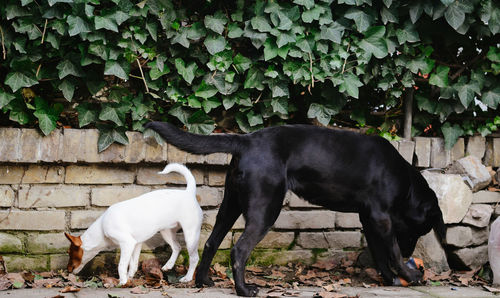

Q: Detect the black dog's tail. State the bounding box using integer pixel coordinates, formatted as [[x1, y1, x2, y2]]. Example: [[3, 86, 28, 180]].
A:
[[434, 211, 447, 245], [144, 121, 244, 154]]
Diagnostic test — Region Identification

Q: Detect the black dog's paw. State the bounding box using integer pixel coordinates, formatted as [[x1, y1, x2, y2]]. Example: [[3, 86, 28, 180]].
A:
[[195, 276, 215, 288], [236, 283, 259, 297]]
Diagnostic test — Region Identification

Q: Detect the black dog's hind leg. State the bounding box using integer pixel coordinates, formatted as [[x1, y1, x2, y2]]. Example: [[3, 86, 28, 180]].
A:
[[360, 210, 422, 285], [195, 174, 242, 287], [231, 184, 286, 296]]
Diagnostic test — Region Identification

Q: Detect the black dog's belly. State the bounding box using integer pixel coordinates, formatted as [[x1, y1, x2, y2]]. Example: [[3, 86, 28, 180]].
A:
[[292, 183, 360, 212]]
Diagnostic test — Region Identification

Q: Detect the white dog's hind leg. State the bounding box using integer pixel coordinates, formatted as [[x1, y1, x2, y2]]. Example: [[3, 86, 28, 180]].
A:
[[160, 228, 181, 271], [117, 239, 137, 285], [179, 226, 200, 282], [127, 243, 142, 279]]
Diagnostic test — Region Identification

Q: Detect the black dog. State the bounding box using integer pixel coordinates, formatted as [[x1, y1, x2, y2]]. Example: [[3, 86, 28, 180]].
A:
[[145, 122, 446, 297]]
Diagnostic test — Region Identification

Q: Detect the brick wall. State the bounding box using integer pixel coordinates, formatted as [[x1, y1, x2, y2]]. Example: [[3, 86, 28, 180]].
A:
[[0, 127, 499, 272]]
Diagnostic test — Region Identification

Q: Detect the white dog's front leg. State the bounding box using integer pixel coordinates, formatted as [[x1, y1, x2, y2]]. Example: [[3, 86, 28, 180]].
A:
[[160, 229, 181, 271], [127, 243, 142, 279], [118, 241, 136, 285]]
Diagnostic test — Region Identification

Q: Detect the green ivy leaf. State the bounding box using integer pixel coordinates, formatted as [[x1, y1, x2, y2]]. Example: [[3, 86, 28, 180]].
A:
[[175, 58, 198, 85], [293, 0, 315, 10], [57, 60, 83, 79], [302, 6, 324, 23], [271, 97, 288, 114], [0, 90, 16, 109], [344, 8, 373, 32], [104, 60, 130, 80], [97, 126, 129, 153], [5, 72, 38, 92], [429, 65, 450, 88], [202, 98, 222, 113], [233, 54, 252, 73], [204, 12, 228, 35], [59, 79, 75, 101], [247, 110, 263, 126], [441, 122, 464, 150], [307, 103, 336, 126], [67, 15, 91, 36], [95, 15, 119, 32], [76, 103, 98, 128], [195, 81, 218, 99], [339, 73, 363, 99], [359, 26, 388, 59], [319, 22, 344, 44], [251, 16, 272, 32], [33, 97, 59, 136], [482, 87, 500, 109], [444, 1, 465, 30], [244, 67, 265, 90], [187, 110, 215, 134], [264, 38, 279, 61], [99, 103, 125, 126], [204, 35, 227, 55]]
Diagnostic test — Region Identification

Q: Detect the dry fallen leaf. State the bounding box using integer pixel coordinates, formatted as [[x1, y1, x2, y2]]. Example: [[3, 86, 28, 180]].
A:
[[130, 286, 148, 294], [213, 263, 227, 279], [484, 285, 500, 293], [60, 285, 80, 293], [0, 277, 11, 291]]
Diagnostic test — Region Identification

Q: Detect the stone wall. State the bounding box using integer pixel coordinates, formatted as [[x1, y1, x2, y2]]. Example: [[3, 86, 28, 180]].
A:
[[0, 127, 499, 274]]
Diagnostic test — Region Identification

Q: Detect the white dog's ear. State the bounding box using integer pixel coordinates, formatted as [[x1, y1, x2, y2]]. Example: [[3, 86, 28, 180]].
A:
[[64, 232, 82, 247]]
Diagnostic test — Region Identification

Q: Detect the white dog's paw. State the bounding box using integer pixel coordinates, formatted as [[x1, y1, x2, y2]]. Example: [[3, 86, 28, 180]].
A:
[[118, 278, 129, 286], [161, 262, 175, 271], [179, 275, 192, 283]]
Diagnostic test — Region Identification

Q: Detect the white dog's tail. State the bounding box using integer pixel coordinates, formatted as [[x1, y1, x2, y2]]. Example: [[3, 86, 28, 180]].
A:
[[158, 163, 196, 195]]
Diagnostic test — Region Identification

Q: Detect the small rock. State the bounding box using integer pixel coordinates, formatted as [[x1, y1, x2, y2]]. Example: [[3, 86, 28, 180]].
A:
[[413, 231, 450, 273], [446, 156, 492, 192], [461, 204, 493, 228], [448, 245, 488, 270]]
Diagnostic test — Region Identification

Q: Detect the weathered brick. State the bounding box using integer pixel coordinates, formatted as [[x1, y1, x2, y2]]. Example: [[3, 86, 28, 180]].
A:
[[430, 138, 451, 168], [66, 165, 135, 184], [466, 135, 486, 160], [136, 166, 204, 185], [22, 165, 64, 184], [186, 152, 206, 164], [0, 186, 15, 207], [197, 186, 223, 206], [450, 138, 465, 162], [484, 138, 494, 166], [99, 142, 126, 163], [206, 153, 230, 165], [144, 139, 167, 162], [494, 138, 500, 167], [39, 129, 62, 162], [274, 210, 335, 230], [20, 128, 41, 162], [297, 231, 362, 249], [3, 255, 49, 271], [167, 144, 187, 163], [124, 131, 146, 163], [0, 165, 24, 184], [0, 211, 65, 230], [18, 185, 90, 208], [70, 210, 104, 229], [143, 229, 232, 251], [78, 129, 100, 163], [61, 128, 83, 162], [286, 191, 322, 208], [49, 254, 68, 270], [91, 185, 152, 206], [208, 170, 226, 186], [203, 210, 245, 230], [26, 232, 69, 253], [233, 231, 294, 248], [0, 232, 24, 253], [398, 140, 414, 164], [0, 128, 21, 162], [250, 249, 314, 266], [297, 232, 329, 248], [414, 137, 431, 167], [335, 212, 362, 229]]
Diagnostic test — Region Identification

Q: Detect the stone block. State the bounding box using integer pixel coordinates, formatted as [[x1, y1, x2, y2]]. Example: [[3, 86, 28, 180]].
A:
[[39, 129, 62, 162], [494, 138, 500, 167], [0, 233, 24, 253], [91, 185, 152, 206], [449, 244, 488, 270], [124, 131, 146, 163], [249, 249, 314, 266], [18, 185, 90, 208], [144, 138, 167, 163], [484, 138, 494, 166], [414, 137, 431, 167], [430, 138, 451, 168], [3, 255, 49, 272], [208, 170, 226, 186], [70, 210, 104, 229], [450, 138, 465, 162], [398, 140, 414, 164], [421, 171, 472, 224], [0, 210, 65, 230], [26, 232, 69, 254], [446, 225, 488, 247], [186, 152, 206, 164], [136, 166, 203, 185], [197, 186, 223, 207], [203, 210, 245, 230], [473, 191, 500, 203], [22, 165, 65, 184], [65, 165, 135, 184], [297, 232, 329, 248], [167, 144, 187, 163], [413, 230, 450, 273], [142, 229, 232, 251], [20, 128, 41, 162], [274, 210, 335, 230], [335, 212, 363, 229], [205, 153, 230, 165], [446, 156, 492, 192], [0, 165, 24, 184], [233, 231, 294, 248], [0, 128, 21, 162], [61, 128, 82, 163], [461, 204, 493, 228], [0, 186, 15, 207], [99, 142, 126, 163], [50, 254, 69, 271], [78, 129, 100, 163], [297, 231, 362, 249], [466, 135, 486, 160], [286, 191, 321, 208]]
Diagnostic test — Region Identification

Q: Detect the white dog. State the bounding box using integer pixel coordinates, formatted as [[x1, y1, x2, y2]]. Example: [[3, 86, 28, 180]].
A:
[[64, 163, 202, 285]]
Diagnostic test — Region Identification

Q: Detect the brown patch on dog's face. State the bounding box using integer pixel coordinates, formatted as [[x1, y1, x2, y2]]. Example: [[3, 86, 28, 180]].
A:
[[64, 232, 83, 272]]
